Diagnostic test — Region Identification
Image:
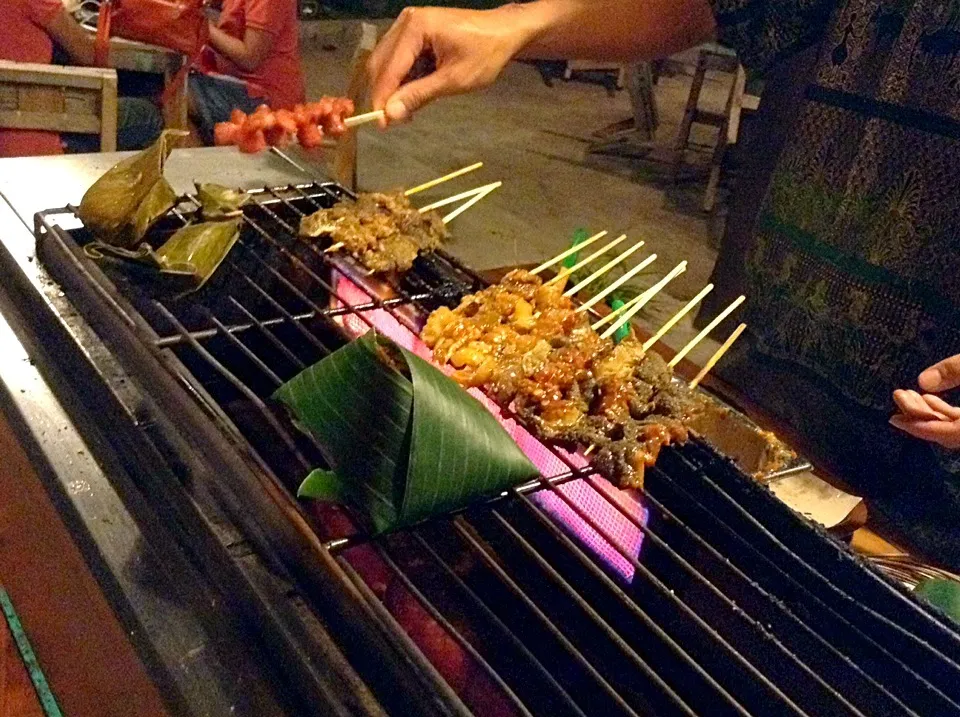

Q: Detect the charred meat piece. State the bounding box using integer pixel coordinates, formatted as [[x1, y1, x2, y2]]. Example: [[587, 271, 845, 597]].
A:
[[300, 191, 449, 273], [422, 269, 702, 488]]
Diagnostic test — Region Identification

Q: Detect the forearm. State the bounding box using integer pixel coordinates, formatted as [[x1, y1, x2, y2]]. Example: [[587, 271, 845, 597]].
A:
[[208, 24, 264, 72], [509, 0, 716, 62], [44, 9, 96, 66]]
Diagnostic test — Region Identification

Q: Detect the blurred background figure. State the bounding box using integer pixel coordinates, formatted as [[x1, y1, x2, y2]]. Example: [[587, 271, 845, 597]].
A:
[[190, 0, 306, 144], [0, 0, 163, 156]]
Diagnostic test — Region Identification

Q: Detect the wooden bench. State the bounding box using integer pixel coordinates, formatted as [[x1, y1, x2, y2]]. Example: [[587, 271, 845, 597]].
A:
[[0, 60, 118, 152]]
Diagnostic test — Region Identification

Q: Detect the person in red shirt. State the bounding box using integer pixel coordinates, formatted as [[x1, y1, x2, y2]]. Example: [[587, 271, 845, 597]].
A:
[[0, 0, 163, 157], [189, 0, 306, 144]]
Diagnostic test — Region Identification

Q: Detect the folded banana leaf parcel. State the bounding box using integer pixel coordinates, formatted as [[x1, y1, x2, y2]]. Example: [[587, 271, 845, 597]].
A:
[[273, 332, 539, 534], [78, 129, 187, 248], [77, 129, 247, 294], [83, 218, 242, 294]]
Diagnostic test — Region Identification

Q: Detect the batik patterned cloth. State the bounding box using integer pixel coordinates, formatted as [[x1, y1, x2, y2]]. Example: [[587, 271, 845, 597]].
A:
[[705, 0, 960, 564], [714, 0, 960, 410]]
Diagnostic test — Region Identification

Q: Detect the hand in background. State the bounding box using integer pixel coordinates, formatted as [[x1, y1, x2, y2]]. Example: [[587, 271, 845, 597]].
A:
[[891, 354, 960, 449]]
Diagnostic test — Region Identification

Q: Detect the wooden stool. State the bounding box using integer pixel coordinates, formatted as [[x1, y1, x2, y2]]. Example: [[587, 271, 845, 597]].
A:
[[587, 62, 659, 158], [671, 47, 759, 212], [563, 60, 627, 89]]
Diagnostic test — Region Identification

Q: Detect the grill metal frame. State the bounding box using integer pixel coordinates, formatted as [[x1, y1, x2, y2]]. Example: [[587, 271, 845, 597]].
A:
[[34, 182, 960, 717]]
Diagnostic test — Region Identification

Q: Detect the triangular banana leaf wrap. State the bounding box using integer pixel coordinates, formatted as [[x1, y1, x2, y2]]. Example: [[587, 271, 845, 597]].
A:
[[273, 332, 539, 534], [78, 129, 187, 247]]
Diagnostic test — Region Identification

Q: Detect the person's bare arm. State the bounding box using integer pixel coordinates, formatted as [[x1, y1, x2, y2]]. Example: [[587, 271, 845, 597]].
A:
[[42, 8, 96, 66], [519, 0, 715, 62], [208, 24, 274, 72], [368, 0, 715, 124]]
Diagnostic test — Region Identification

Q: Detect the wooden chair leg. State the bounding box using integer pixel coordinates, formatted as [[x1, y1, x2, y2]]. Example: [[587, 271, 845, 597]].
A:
[[703, 64, 746, 213], [703, 133, 725, 213], [625, 62, 657, 139], [672, 50, 707, 182], [331, 22, 377, 191], [725, 65, 747, 146], [100, 73, 118, 152]]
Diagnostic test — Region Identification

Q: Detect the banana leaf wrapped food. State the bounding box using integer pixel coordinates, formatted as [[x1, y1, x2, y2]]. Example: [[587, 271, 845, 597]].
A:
[[84, 218, 241, 293], [78, 130, 187, 247], [273, 332, 539, 534], [196, 182, 250, 220]]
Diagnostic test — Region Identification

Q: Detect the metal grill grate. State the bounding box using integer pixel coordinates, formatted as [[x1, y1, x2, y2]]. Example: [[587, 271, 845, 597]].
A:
[[35, 183, 960, 717]]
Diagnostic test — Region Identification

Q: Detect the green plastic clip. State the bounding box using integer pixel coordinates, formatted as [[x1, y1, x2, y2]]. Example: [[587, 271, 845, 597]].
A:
[[608, 297, 630, 344], [561, 228, 590, 269]]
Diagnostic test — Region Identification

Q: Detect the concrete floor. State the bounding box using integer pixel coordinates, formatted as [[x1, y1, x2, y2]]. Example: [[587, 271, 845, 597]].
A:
[[298, 22, 739, 365]]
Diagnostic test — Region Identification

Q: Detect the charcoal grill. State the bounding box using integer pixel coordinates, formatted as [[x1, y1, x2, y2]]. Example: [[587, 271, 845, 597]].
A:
[[33, 181, 960, 716]]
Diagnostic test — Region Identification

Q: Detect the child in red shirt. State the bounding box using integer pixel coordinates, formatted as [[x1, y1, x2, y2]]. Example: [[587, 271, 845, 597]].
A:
[[189, 0, 306, 144], [0, 0, 163, 157]]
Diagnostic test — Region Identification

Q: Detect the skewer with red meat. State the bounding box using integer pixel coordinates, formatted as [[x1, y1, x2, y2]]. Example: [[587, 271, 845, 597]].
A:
[[214, 96, 356, 153]]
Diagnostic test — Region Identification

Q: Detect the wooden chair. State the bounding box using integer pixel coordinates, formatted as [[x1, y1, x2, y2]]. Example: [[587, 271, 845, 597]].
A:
[[671, 46, 760, 212], [0, 60, 118, 152], [587, 62, 659, 158]]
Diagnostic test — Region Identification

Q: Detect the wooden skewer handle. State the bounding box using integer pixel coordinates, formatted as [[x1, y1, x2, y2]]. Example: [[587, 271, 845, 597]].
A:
[[418, 182, 502, 213], [530, 230, 608, 276], [669, 295, 745, 368], [405, 162, 484, 196], [690, 323, 747, 388], [344, 109, 386, 128], [442, 182, 502, 223], [547, 234, 631, 287], [599, 261, 687, 339], [642, 284, 713, 352], [574, 253, 657, 312]]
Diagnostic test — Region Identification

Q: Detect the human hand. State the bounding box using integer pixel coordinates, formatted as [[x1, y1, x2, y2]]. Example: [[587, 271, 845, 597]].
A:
[[890, 354, 960, 449], [367, 4, 534, 126]]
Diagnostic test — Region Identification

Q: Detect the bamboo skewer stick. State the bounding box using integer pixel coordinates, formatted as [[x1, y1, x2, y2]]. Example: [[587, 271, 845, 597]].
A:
[[530, 231, 609, 275], [591, 292, 646, 330], [668, 295, 745, 368], [642, 284, 714, 352], [325, 181, 501, 254], [343, 109, 385, 128], [573, 254, 658, 312], [690, 323, 747, 388], [545, 234, 632, 286], [566, 242, 648, 298], [418, 182, 503, 213], [404, 162, 484, 196], [599, 262, 687, 340], [442, 182, 502, 223]]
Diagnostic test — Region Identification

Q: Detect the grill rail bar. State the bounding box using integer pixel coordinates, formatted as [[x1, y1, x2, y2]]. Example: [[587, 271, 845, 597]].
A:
[[33, 182, 960, 717]]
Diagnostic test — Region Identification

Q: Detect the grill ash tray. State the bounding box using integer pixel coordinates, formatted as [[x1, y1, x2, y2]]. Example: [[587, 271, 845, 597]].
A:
[[34, 182, 960, 717]]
